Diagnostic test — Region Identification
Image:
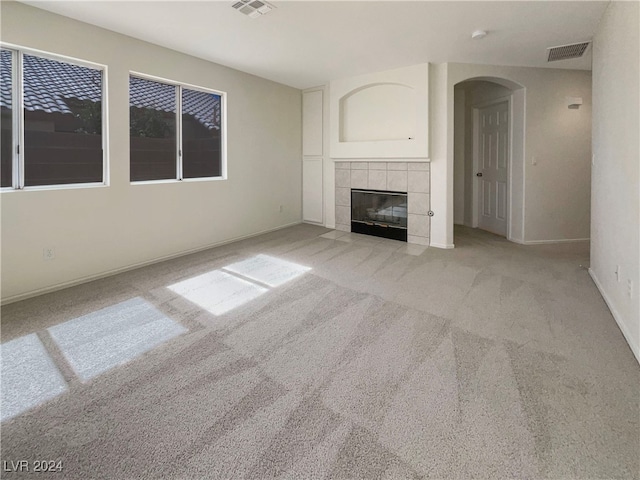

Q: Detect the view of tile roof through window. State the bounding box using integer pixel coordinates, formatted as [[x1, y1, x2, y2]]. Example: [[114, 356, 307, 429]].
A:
[[23, 54, 101, 115], [0, 50, 12, 110], [0, 50, 221, 131], [130, 77, 221, 131], [181, 88, 221, 131]]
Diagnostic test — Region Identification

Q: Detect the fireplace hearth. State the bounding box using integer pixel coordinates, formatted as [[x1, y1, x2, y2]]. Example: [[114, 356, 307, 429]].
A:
[[351, 189, 408, 241]]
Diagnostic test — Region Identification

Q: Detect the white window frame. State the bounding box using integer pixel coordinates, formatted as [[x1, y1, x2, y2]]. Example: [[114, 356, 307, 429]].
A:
[[0, 43, 109, 192], [129, 71, 227, 184]]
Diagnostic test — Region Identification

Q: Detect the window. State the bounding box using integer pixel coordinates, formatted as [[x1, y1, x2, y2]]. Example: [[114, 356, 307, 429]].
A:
[[1, 49, 12, 188], [0, 47, 105, 189], [129, 75, 224, 182], [129, 77, 176, 181]]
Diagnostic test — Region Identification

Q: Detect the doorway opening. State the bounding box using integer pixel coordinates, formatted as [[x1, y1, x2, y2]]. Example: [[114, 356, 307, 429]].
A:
[[453, 78, 525, 243]]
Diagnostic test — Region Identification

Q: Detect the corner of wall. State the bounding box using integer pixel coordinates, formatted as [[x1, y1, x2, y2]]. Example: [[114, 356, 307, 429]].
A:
[[428, 63, 451, 248], [590, 0, 640, 365], [589, 269, 640, 364]]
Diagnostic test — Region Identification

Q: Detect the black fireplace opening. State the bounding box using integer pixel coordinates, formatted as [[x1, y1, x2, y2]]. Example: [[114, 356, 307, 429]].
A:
[[351, 189, 408, 242]]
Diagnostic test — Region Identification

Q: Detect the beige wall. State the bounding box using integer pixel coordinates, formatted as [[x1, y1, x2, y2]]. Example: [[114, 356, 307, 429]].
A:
[[590, 1, 640, 363], [432, 62, 592, 247], [0, 2, 302, 302]]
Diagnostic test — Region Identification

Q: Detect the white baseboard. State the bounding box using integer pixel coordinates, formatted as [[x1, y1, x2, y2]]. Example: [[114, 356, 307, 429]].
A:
[[523, 238, 590, 245], [589, 268, 640, 365], [303, 220, 325, 227], [430, 242, 455, 249], [1, 221, 303, 306]]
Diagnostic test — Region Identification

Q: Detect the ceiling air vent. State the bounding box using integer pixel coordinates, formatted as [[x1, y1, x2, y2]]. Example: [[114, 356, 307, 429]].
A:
[[232, 0, 275, 18], [547, 41, 591, 62]]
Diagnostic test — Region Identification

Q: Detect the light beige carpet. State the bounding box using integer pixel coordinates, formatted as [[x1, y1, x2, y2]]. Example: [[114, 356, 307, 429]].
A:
[[1, 224, 638, 479]]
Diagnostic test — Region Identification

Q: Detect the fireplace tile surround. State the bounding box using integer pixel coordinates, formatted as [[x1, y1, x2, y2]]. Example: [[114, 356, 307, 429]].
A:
[[335, 161, 430, 246]]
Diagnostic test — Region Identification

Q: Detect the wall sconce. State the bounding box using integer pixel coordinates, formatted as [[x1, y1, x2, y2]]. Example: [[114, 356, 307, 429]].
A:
[[566, 96, 583, 109]]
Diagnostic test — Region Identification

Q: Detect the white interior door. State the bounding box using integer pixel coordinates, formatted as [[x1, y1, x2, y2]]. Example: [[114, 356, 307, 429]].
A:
[[476, 101, 509, 236]]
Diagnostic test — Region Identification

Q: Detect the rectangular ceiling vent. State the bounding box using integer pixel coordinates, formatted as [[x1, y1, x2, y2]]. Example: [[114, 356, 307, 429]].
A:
[[232, 0, 274, 18], [547, 41, 591, 62]]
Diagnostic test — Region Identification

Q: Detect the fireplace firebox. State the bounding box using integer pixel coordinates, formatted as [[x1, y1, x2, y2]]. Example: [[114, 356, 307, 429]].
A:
[[351, 189, 408, 241]]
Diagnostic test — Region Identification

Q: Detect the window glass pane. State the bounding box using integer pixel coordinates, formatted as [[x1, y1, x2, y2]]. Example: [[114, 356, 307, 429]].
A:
[[1, 49, 13, 188], [129, 77, 177, 181], [23, 54, 103, 187], [182, 88, 222, 179]]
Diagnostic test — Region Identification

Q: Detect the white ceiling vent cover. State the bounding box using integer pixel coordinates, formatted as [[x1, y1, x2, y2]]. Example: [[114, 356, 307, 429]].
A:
[[232, 0, 275, 18], [547, 41, 591, 62]]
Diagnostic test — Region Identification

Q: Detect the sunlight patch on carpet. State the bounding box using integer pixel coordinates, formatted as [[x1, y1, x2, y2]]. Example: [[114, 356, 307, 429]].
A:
[[223, 254, 311, 288], [1, 334, 68, 422], [48, 297, 187, 381], [168, 270, 268, 315]]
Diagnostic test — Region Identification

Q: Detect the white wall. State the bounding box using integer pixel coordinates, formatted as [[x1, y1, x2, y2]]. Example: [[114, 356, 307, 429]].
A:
[[432, 63, 592, 247], [453, 87, 466, 225], [330, 64, 429, 159], [0, 2, 302, 302], [590, 1, 640, 363], [321, 85, 334, 229], [429, 63, 451, 248]]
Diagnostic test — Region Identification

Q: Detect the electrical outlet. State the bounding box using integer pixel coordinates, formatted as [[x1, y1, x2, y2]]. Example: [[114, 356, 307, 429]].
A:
[[43, 247, 55, 261], [628, 279, 633, 298], [615, 265, 621, 282]]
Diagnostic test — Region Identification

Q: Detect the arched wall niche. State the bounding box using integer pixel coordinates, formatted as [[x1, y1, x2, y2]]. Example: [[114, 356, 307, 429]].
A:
[[339, 83, 417, 142], [329, 63, 429, 159]]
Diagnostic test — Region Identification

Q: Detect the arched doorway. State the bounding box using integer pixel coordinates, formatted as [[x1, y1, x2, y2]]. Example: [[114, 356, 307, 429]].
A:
[[453, 77, 525, 243]]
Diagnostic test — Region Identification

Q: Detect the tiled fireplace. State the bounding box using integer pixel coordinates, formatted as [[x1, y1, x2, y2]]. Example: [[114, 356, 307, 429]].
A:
[[335, 162, 430, 246]]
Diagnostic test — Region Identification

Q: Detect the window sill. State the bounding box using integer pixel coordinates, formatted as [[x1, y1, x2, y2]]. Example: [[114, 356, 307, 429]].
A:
[[1, 183, 108, 193], [130, 176, 227, 186]]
